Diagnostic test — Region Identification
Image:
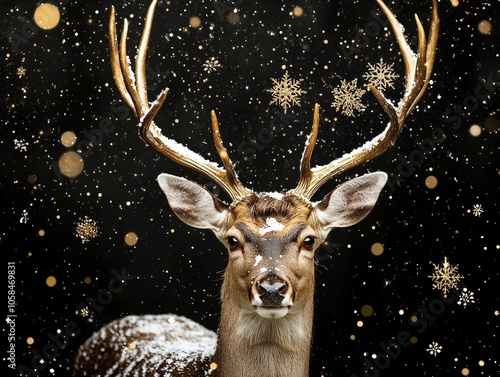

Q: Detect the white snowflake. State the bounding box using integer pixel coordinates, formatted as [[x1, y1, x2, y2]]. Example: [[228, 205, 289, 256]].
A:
[[203, 57, 222, 73], [267, 70, 307, 113], [363, 58, 399, 91], [428, 256, 464, 298], [332, 78, 366, 117], [471, 204, 484, 217], [426, 341, 442, 356], [14, 139, 28, 152], [457, 288, 475, 308]]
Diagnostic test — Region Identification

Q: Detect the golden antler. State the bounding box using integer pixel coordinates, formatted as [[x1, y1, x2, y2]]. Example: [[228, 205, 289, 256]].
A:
[[294, 0, 439, 199], [109, 0, 251, 201]]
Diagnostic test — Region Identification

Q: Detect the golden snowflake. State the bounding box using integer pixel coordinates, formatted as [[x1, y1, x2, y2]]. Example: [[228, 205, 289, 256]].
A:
[[75, 216, 100, 243], [428, 256, 464, 298], [80, 307, 90, 317], [363, 58, 399, 91], [332, 78, 366, 117], [203, 57, 222, 73], [267, 70, 307, 113], [17, 66, 27, 78]]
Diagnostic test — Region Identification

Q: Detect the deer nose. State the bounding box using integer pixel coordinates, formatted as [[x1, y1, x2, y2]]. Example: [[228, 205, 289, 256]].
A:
[[254, 274, 289, 307], [257, 279, 287, 294]]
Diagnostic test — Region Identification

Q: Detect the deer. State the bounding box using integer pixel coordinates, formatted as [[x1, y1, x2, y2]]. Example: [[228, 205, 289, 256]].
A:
[[73, 0, 439, 376]]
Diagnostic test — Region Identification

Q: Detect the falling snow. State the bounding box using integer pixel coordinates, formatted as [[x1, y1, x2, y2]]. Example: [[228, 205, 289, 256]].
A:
[[14, 139, 28, 152], [2, 1, 497, 376]]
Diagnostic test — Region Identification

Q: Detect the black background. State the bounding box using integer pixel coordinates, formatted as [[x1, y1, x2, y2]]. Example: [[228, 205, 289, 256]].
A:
[[1, 0, 498, 376]]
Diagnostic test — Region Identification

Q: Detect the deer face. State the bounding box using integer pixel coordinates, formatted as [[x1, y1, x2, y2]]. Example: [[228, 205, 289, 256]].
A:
[[158, 172, 387, 319]]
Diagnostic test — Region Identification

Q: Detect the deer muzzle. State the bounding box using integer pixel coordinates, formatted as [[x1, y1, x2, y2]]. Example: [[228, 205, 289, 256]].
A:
[[251, 273, 293, 319]]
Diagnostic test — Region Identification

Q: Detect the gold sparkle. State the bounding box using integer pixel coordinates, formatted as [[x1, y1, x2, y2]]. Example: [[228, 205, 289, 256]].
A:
[[75, 216, 100, 243]]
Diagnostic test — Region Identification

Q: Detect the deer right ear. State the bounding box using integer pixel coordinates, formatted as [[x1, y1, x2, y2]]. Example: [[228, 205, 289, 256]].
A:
[[157, 174, 229, 233], [313, 172, 388, 232]]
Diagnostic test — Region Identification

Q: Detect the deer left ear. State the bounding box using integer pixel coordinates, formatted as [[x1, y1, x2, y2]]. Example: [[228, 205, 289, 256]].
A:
[[313, 172, 387, 231]]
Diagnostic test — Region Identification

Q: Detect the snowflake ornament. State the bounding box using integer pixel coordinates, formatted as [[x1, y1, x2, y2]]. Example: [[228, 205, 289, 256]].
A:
[[363, 58, 399, 91], [428, 256, 464, 298], [332, 79, 366, 117], [426, 341, 442, 356], [267, 70, 307, 113]]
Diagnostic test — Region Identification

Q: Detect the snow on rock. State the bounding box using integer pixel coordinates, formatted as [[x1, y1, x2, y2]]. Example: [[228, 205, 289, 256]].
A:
[[73, 314, 217, 377]]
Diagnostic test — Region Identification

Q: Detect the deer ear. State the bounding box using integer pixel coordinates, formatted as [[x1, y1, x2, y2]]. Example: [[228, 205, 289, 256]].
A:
[[157, 174, 229, 232], [314, 172, 387, 231]]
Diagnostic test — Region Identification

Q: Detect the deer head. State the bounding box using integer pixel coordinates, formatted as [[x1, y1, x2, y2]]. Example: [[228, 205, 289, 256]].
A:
[[108, 0, 438, 374]]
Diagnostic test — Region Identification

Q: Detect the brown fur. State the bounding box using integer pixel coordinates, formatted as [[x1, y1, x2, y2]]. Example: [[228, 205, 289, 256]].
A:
[[229, 193, 314, 235]]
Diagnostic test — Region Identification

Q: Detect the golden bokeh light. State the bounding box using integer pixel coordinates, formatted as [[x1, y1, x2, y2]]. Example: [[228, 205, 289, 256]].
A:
[[61, 131, 77, 147], [461, 367, 470, 376], [450, 0, 459, 7], [356, 320, 364, 327], [38, 229, 46, 237], [361, 304, 374, 317], [125, 232, 139, 246], [58, 151, 84, 178], [371, 242, 384, 256], [293, 6, 304, 17], [469, 124, 482, 137], [34, 3, 61, 30], [46, 276, 57, 287], [27, 337, 35, 345], [227, 12, 240, 25], [425, 175, 438, 189], [210, 362, 218, 371], [27, 175, 37, 184], [478, 20, 492, 35], [189, 16, 201, 28], [83, 277, 92, 284]]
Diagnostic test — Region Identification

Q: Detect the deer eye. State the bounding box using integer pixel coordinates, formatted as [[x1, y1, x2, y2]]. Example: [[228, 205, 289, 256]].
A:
[[227, 236, 240, 251], [302, 236, 315, 251]]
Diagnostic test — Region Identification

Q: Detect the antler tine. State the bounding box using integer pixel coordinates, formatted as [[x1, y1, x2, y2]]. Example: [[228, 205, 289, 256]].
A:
[[109, 6, 135, 114], [109, 0, 251, 201], [293, 0, 439, 199]]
